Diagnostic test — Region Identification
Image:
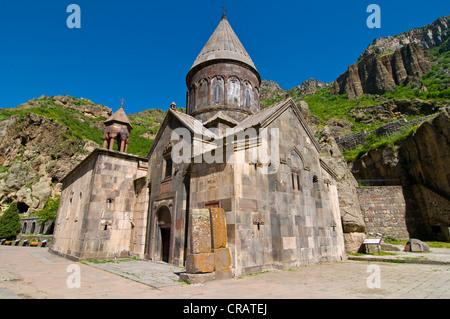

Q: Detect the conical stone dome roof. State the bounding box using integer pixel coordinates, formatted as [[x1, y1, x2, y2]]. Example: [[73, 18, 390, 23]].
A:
[[105, 105, 133, 130], [189, 14, 257, 73]]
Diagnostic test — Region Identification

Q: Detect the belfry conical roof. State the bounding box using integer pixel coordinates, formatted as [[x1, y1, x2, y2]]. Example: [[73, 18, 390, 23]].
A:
[[189, 14, 257, 73], [105, 105, 133, 129]]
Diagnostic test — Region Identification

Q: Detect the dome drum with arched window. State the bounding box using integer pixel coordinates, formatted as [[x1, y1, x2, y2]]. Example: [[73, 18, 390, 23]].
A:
[[185, 14, 261, 123]]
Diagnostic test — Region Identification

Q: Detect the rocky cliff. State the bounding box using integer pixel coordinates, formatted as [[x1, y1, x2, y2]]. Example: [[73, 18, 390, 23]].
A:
[[0, 95, 161, 215], [318, 127, 367, 252], [399, 106, 450, 198], [288, 78, 330, 96], [0, 112, 98, 213], [331, 43, 432, 99], [349, 106, 450, 196], [348, 107, 450, 241], [348, 98, 442, 124], [358, 15, 450, 60]]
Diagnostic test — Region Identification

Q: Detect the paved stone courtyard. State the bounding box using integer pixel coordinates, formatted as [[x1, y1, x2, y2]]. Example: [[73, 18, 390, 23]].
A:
[[0, 246, 449, 299]]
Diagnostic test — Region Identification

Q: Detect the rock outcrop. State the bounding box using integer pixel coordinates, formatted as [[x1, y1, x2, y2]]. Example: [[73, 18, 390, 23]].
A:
[[288, 78, 330, 96], [350, 146, 402, 183], [347, 107, 449, 189], [318, 126, 367, 253], [359, 15, 450, 60], [331, 43, 432, 99], [260, 79, 283, 92], [349, 99, 441, 124], [260, 80, 286, 108], [347, 107, 450, 241], [399, 106, 450, 198], [0, 113, 98, 212]]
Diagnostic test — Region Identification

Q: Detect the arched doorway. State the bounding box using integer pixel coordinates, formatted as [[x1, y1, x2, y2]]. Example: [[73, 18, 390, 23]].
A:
[[30, 221, 36, 234], [156, 206, 171, 263]]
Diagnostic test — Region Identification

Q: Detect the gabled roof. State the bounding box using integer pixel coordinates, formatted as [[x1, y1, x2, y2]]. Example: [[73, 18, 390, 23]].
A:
[[203, 111, 239, 127], [170, 109, 217, 139], [189, 15, 257, 73], [147, 108, 218, 158], [104, 106, 133, 129], [147, 98, 321, 159], [225, 97, 321, 152]]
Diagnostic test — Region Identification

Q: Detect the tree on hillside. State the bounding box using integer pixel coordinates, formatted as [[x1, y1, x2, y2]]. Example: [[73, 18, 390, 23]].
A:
[[0, 202, 22, 240], [35, 196, 60, 225]]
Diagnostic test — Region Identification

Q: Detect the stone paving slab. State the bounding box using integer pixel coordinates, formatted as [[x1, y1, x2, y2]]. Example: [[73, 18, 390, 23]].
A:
[[0, 246, 449, 299], [83, 259, 186, 288], [0, 269, 22, 282]]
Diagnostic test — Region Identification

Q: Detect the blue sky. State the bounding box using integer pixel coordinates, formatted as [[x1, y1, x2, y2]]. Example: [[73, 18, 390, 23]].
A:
[[0, 0, 448, 114]]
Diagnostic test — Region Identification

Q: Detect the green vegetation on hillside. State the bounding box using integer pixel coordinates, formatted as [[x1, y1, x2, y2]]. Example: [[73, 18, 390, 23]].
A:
[[0, 97, 105, 147], [293, 87, 384, 133], [259, 38, 449, 163], [0, 96, 171, 157], [341, 125, 419, 162], [33, 196, 60, 224]]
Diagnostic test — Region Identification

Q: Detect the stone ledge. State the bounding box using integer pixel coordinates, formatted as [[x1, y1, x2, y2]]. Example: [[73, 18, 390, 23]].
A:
[[179, 272, 215, 284], [179, 269, 233, 284], [348, 255, 449, 265]]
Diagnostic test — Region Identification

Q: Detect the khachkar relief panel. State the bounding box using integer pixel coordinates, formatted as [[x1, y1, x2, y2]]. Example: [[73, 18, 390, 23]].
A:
[[180, 207, 232, 284]]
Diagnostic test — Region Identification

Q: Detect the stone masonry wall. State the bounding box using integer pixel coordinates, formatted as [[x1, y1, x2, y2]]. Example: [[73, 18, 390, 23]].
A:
[[50, 149, 148, 260], [356, 186, 409, 239]]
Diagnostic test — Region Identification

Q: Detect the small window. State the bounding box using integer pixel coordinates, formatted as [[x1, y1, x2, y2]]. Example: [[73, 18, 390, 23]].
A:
[[164, 158, 173, 179], [297, 175, 301, 190], [246, 90, 250, 107], [216, 85, 220, 103], [190, 89, 195, 109], [292, 173, 296, 190], [106, 198, 113, 210], [104, 225, 108, 231]]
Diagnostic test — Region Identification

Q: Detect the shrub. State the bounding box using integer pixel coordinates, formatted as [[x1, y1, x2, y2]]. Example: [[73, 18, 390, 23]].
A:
[[0, 202, 22, 240], [34, 196, 60, 225]]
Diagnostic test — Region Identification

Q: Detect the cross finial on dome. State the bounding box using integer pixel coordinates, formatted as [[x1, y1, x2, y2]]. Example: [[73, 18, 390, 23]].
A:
[[222, 5, 227, 19], [120, 98, 124, 108]]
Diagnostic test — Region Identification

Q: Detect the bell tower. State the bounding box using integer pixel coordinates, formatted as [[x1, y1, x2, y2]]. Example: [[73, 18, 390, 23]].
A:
[[103, 99, 133, 153], [185, 13, 261, 123]]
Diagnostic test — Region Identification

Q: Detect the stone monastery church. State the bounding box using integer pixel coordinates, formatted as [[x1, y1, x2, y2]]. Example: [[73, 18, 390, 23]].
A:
[[50, 13, 346, 279]]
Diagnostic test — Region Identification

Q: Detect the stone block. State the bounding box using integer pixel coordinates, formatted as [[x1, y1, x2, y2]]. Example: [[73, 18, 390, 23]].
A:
[[343, 232, 366, 253], [214, 247, 231, 270], [214, 268, 233, 280], [190, 209, 212, 254], [209, 207, 227, 249], [179, 272, 215, 284], [380, 243, 401, 251], [404, 238, 430, 252], [186, 253, 215, 273]]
